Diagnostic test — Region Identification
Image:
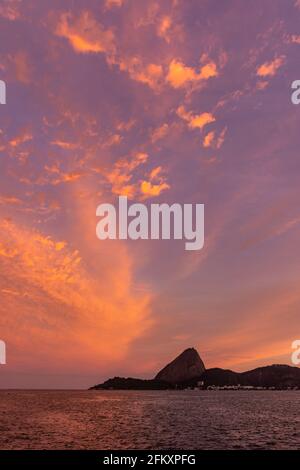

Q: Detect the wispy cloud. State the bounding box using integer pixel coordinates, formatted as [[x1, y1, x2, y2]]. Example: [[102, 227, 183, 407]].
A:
[[0, 218, 151, 371], [177, 105, 216, 130], [166, 59, 217, 89], [56, 11, 115, 55], [140, 166, 170, 198], [256, 56, 285, 77], [105, 0, 124, 9]]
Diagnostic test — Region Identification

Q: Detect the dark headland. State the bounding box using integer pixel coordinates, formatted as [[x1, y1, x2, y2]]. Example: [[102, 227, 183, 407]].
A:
[[90, 347, 300, 390]]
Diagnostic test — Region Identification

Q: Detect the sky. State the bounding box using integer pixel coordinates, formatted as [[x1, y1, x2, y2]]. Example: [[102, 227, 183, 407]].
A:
[[0, 0, 300, 389]]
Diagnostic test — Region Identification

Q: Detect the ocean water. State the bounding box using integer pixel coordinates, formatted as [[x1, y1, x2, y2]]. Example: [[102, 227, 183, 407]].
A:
[[0, 390, 299, 450]]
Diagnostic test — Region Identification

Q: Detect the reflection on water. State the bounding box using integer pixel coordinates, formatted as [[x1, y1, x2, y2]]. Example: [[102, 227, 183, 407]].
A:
[[0, 390, 300, 449]]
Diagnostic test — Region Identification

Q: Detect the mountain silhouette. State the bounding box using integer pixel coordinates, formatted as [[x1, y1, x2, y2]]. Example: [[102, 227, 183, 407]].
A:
[[155, 348, 205, 384], [90, 348, 300, 390]]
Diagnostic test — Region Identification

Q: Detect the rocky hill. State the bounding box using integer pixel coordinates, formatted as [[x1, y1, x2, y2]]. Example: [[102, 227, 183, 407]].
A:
[[194, 364, 300, 389], [90, 377, 172, 390], [155, 348, 205, 384]]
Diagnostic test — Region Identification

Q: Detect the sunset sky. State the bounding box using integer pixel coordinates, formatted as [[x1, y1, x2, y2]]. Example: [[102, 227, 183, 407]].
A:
[[0, 0, 300, 388]]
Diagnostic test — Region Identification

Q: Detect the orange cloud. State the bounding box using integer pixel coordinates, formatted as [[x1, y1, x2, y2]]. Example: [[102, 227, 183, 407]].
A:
[[43, 164, 85, 186], [256, 56, 285, 77], [204, 127, 227, 149], [103, 133, 123, 148], [56, 172, 83, 184], [56, 11, 115, 55], [166, 59, 217, 88], [105, 0, 124, 8], [203, 131, 215, 148], [119, 57, 163, 90], [140, 166, 170, 198], [51, 140, 78, 150], [140, 180, 170, 197], [106, 152, 148, 198], [0, 195, 22, 205], [157, 16, 172, 42], [190, 113, 215, 129], [151, 123, 169, 143], [216, 127, 227, 149], [9, 130, 32, 147], [55, 11, 165, 90], [256, 80, 269, 90], [177, 105, 215, 130], [0, 218, 151, 371], [135, 63, 163, 89], [105, 155, 170, 200]]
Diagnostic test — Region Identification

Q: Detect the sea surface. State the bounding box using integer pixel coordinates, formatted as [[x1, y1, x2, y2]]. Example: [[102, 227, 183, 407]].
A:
[[0, 390, 299, 450]]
